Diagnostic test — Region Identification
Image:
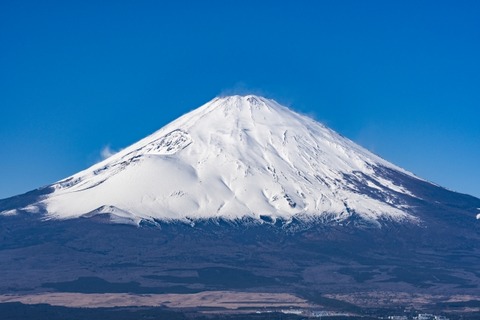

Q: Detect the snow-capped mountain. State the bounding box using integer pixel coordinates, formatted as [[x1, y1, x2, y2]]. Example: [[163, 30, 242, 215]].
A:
[[2, 95, 427, 225], [1, 95, 480, 315]]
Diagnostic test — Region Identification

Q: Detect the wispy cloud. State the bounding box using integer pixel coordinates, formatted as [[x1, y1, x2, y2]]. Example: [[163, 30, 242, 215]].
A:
[[100, 145, 118, 160], [218, 82, 270, 98]]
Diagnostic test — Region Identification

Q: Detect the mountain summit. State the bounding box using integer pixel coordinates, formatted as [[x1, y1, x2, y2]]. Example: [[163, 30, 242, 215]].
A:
[[2, 95, 431, 225]]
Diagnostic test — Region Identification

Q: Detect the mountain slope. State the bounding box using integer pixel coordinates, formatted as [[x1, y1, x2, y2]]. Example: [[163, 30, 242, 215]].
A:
[[1, 95, 431, 225]]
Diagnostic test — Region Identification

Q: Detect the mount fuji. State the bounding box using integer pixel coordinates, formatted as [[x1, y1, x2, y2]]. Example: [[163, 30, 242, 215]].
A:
[[1, 95, 479, 317], [1, 95, 431, 225]]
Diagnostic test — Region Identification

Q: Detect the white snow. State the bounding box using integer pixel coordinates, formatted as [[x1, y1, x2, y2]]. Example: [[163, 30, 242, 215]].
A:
[[0, 209, 17, 216], [18, 95, 421, 225]]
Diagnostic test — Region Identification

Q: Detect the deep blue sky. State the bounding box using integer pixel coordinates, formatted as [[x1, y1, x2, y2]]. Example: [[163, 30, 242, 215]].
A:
[[1, 1, 479, 199]]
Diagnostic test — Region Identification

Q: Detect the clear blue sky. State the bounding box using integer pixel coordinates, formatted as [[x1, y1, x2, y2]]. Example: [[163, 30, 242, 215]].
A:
[[1, 0, 479, 199]]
